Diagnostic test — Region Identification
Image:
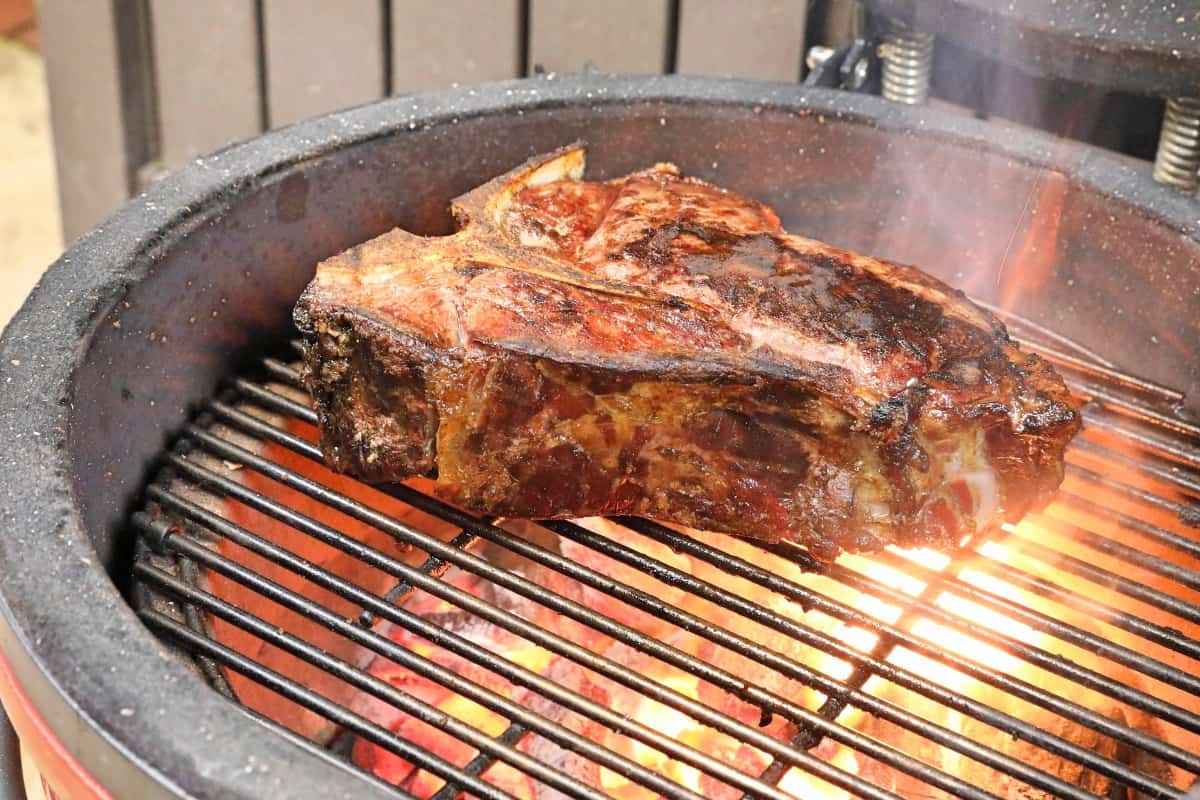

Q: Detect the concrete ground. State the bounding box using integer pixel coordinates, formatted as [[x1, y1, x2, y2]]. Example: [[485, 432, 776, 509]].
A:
[[0, 14, 60, 332]]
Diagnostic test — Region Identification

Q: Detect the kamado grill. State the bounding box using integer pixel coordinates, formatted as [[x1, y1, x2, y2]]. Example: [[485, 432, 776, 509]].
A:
[[1, 74, 1199, 800]]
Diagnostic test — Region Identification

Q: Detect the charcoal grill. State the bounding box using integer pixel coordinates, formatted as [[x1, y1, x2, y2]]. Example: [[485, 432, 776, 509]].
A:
[[0, 74, 1198, 800]]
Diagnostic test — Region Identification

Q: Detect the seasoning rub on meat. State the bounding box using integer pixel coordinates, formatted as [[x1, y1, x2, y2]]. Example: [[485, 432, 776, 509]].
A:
[[295, 145, 1079, 560]]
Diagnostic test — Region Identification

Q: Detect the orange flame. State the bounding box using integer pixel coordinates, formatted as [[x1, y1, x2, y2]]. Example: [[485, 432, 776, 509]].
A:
[[234, 496, 1190, 799], [995, 170, 1069, 311]]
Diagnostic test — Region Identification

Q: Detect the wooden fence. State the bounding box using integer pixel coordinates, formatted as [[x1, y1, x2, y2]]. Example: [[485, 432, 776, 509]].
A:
[[39, 0, 830, 240]]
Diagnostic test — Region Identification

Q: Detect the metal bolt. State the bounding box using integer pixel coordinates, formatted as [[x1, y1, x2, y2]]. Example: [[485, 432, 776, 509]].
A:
[[879, 31, 934, 105], [848, 57, 870, 91], [806, 46, 836, 73], [1152, 96, 1200, 191]]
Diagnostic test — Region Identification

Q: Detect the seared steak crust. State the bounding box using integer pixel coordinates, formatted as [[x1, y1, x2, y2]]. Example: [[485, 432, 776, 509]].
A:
[[295, 146, 1079, 559]]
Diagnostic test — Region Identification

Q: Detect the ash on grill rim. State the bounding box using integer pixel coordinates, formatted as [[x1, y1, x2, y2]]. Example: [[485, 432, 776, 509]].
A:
[[130, 334, 1200, 800]]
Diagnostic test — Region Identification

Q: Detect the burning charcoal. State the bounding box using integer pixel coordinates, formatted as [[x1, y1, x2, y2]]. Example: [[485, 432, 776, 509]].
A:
[[553, 528, 691, 642], [855, 664, 1178, 798], [479, 760, 538, 800], [508, 658, 609, 799], [198, 420, 443, 745], [691, 638, 822, 731], [350, 734, 422, 789]]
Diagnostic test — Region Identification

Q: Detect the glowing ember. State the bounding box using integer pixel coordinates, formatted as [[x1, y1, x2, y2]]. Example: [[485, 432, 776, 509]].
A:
[[201, 404, 1194, 798], [337, 511, 1188, 799], [347, 523, 799, 800]]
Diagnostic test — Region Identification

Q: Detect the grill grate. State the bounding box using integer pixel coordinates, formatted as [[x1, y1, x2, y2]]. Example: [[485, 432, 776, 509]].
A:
[[131, 331, 1200, 800]]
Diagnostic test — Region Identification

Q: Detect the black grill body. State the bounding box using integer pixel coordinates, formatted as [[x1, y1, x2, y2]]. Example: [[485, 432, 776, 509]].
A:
[[0, 74, 1198, 800]]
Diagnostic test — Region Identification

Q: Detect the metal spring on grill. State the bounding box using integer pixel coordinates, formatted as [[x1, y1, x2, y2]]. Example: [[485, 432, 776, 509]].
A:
[[1153, 96, 1200, 191], [879, 30, 934, 105]]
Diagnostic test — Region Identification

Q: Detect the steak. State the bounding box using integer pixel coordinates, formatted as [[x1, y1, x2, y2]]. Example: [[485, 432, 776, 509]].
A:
[[294, 146, 1080, 559]]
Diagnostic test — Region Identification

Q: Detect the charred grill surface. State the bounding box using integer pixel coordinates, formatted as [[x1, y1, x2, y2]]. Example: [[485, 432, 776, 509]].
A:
[[295, 146, 1079, 559]]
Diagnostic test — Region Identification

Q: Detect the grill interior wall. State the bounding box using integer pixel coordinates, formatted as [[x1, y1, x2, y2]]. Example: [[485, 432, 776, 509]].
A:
[[132, 341, 1200, 800]]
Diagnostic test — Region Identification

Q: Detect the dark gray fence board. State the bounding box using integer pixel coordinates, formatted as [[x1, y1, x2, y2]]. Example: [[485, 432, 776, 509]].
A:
[[390, 1, 522, 92], [39, 0, 130, 240], [263, 0, 386, 127], [677, 0, 807, 81], [529, 0, 671, 74], [42, 1, 821, 238], [149, 0, 263, 169]]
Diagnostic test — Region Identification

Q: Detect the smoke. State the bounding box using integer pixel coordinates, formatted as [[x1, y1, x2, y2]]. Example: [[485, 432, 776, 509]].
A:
[[853, 5, 1121, 313]]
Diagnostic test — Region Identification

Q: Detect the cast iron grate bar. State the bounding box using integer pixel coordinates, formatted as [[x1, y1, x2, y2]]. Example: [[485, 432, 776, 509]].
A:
[[968, 544, 1200, 658], [133, 513, 722, 800], [241, 366, 1195, 791], [175, 554, 239, 700], [985, 531, 1200, 629], [138, 562, 607, 800], [1083, 408, 1200, 467], [235, 375, 1200, 660], [235, 692, 413, 797], [140, 605, 501, 800], [160, 434, 987, 800], [747, 735, 804, 798], [129, 346, 1200, 800], [1064, 468, 1200, 532], [1031, 512, 1200, 591], [745, 565, 954, 799], [358, 528, 482, 629], [604, 516, 1192, 794], [868, 547, 1200, 681], [846, 547, 1200, 712], [1069, 438, 1200, 497], [214, 387, 1198, 776], [430, 724, 530, 800], [178, 413, 1166, 799], [140, 472, 887, 800]]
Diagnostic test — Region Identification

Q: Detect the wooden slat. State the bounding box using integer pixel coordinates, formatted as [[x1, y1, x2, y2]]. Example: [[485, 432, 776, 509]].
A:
[[677, 0, 807, 81], [262, 0, 385, 127], [38, 0, 130, 241], [149, 0, 262, 169], [390, 0, 521, 93], [528, 0, 670, 74]]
